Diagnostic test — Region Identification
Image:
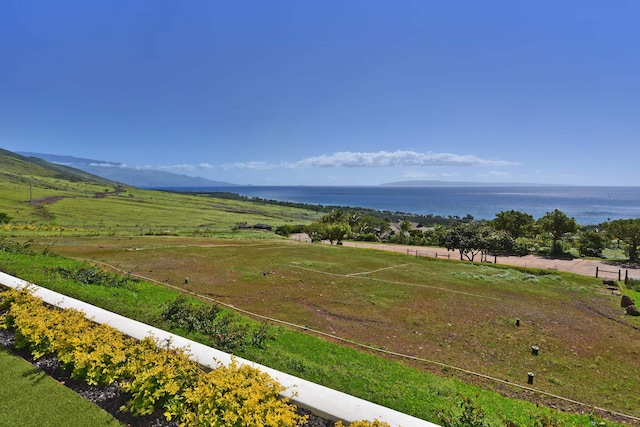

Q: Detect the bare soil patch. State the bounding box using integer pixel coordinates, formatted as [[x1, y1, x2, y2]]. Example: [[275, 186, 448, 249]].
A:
[[30, 195, 66, 205]]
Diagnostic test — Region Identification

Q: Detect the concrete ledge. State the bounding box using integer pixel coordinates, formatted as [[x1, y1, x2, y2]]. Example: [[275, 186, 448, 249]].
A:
[[0, 271, 439, 427]]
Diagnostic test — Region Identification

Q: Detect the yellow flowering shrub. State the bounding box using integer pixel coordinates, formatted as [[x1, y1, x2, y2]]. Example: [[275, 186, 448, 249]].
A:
[[0, 288, 397, 427], [178, 359, 307, 427], [120, 337, 202, 417], [0, 288, 132, 385], [57, 322, 134, 385], [1, 291, 70, 358], [0, 287, 307, 426]]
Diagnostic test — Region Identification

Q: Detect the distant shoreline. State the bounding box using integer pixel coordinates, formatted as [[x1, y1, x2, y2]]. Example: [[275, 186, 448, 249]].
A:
[[147, 185, 640, 225]]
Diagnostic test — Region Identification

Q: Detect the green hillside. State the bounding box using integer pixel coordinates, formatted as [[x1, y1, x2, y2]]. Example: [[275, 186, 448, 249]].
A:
[[0, 148, 318, 236]]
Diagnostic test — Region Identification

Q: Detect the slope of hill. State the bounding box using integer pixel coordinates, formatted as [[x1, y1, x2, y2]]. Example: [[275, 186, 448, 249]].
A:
[[0, 147, 317, 235], [1, 148, 117, 186], [17, 151, 236, 188]]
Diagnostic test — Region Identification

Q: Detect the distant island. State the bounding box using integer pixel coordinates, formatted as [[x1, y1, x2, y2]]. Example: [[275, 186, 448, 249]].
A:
[[380, 180, 554, 187]]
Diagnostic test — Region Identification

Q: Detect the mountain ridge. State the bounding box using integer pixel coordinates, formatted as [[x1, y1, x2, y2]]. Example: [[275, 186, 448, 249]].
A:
[[17, 152, 236, 188]]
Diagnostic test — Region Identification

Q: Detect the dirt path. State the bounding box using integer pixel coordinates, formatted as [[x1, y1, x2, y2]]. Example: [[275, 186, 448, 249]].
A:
[[291, 234, 640, 281]]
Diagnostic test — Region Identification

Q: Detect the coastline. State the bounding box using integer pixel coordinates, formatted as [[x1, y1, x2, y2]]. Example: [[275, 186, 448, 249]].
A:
[[150, 185, 640, 225]]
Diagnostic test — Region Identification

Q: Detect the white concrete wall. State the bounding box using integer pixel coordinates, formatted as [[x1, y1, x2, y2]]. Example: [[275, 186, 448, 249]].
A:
[[0, 271, 439, 427]]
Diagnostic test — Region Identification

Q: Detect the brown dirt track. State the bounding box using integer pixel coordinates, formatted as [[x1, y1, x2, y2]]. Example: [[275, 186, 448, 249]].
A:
[[302, 236, 640, 280]]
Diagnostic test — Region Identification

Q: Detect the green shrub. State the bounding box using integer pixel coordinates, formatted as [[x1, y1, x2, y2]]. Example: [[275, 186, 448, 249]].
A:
[[160, 296, 272, 352], [437, 394, 489, 427], [48, 265, 137, 288], [626, 278, 640, 292], [0, 238, 34, 255]]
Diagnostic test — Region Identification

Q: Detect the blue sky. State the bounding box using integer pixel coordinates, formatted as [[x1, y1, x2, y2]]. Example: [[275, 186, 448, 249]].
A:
[[1, 1, 639, 186]]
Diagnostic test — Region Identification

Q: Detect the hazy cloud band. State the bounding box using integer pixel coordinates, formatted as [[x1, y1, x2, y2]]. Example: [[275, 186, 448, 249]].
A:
[[289, 151, 515, 168], [90, 150, 516, 171]]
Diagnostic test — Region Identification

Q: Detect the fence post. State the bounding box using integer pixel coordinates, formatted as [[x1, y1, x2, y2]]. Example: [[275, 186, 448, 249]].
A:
[[619, 269, 622, 282], [596, 266, 599, 278], [626, 270, 629, 284]]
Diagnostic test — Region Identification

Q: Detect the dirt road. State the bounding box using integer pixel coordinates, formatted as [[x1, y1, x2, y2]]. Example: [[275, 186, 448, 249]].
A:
[[291, 234, 640, 281]]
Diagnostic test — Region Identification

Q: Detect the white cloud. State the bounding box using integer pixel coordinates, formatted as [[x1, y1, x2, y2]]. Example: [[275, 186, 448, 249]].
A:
[[89, 162, 126, 168], [478, 171, 511, 177], [153, 164, 194, 171], [109, 150, 516, 173], [289, 150, 515, 169], [218, 161, 275, 171]]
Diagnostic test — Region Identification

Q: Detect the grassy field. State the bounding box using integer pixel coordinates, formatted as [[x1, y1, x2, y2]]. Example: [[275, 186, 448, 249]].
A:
[[1, 186, 318, 237], [0, 152, 319, 237], [2, 237, 639, 426], [0, 347, 122, 427], [2, 152, 639, 426]]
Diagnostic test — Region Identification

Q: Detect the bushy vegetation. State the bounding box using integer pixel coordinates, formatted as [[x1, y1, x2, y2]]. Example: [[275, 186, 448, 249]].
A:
[[0, 237, 35, 254], [626, 278, 640, 292], [160, 296, 272, 352], [275, 223, 307, 237], [0, 212, 11, 223], [1, 286, 411, 427], [48, 264, 138, 288], [305, 207, 637, 263], [436, 394, 579, 427], [0, 287, 307, 426]]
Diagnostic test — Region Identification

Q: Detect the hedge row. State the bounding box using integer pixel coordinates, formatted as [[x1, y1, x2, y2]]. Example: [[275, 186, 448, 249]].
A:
[[0, 287, 391, 427], [0, 287, 304, 426]]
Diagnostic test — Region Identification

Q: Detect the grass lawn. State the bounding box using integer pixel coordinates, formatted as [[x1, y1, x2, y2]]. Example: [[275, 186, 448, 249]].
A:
[[2, 239, 637, 426], [0, 347, 122, 427]]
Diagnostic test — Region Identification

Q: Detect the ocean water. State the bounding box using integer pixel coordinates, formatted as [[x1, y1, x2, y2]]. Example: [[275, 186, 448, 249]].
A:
[[159, 185, 640, 225]]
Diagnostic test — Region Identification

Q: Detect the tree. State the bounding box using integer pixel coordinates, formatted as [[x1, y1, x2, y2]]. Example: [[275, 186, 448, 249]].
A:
[[482, 229, 514, 261], [305, 221, 351, 245], [320, 209, 348, 224], [491, 210, 535, 239], [605, 218, 640, 262], [324, 222, 351, 245], [536, 209, 578, 255], [578, 229, 606, 258], [349, 213, 389, 241], [305, 223, 325, 243], [316, 209, 390, 242], [399, 219, 412, 235], [439, 223, 486, 261], [390, 219, 413, 244]]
